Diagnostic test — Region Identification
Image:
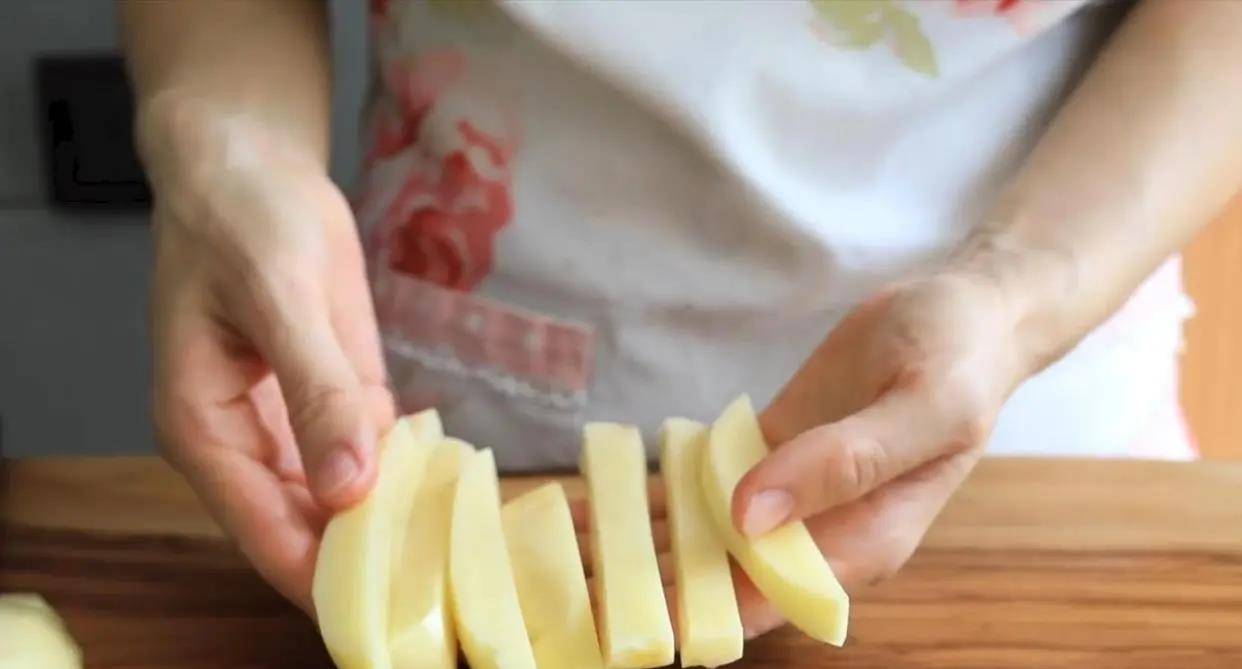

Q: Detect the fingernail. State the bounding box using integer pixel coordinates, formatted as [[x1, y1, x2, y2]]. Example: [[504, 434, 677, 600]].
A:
[[742, 489, 795, 536], [315, 447, 362, 501]]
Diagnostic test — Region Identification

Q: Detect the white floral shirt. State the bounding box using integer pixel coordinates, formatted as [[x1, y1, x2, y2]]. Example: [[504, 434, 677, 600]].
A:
[[354, 0, 1194, 469]]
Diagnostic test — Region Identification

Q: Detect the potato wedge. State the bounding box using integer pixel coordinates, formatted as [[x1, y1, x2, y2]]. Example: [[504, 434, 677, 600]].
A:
[[0, 594, 81, 669], [390, 438, 475, 669], [701, 396, 849, 646], [502, 482, 605, 669], [449, 448, 537, 669], [580, 423, 675, 668], [313, 411, 442, 669], [661, 419, 743, 667]]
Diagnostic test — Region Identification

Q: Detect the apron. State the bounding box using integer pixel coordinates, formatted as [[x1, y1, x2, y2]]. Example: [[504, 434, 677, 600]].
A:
[[354, 0, 1195, 470]]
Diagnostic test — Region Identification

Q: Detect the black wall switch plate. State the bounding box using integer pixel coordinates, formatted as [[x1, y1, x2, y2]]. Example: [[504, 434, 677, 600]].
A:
[[36, 53, 152, 211]]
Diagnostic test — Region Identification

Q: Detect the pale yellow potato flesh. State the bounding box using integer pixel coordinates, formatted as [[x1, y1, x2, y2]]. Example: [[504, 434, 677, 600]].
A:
[[501, 483, 605, 669], [0, 594, 82, 669], [660, 419, 744, 667], [389, 437, 475, 669], [580, 423, 675, 669], [701, 396, 849, 646], [448, 448, 537, 669], [313, 411, 443, 669]]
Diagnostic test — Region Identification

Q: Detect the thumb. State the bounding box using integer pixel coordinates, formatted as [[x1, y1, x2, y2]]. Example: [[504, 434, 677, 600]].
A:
[[245, 278, 380, 511], [734, 388, 981, 536]]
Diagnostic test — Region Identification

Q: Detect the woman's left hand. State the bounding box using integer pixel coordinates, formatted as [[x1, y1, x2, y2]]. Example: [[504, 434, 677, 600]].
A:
[[730, 271, 1034, 636]]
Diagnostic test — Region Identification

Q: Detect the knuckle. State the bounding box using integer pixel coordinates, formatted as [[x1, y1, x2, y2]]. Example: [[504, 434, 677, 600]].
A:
[[944, 375, 997, 452], [233, 256, 326, 340], [829, 430, 888, 500], [887, 323, 932, 371], [893, 360, 932, 391], [241, 253, 317, 307], [286, 382, 358, 436], [958, 411, 994, 450], [885, 333, 937, 390], [905, 359, 998, 455]]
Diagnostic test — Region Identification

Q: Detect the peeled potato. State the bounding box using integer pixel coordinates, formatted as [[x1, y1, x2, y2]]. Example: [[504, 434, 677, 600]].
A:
[[449, 448, 537, 669], [502, 482, 605, 669], [314, 411, 443, 669], [0, 594, 82, 669], [701, 396, 849, 646], [390, 437, 475, 669], [580, 423, 675, 669], [661, 419, 744, 667]]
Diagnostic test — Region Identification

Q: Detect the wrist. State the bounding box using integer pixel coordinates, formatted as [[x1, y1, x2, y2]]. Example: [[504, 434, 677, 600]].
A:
[[135, 90, 326, 195], [943, 223, 1081, 378]]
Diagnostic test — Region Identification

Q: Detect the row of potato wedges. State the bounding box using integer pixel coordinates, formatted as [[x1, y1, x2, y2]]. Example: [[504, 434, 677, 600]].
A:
[[313, 395, 849, 669]]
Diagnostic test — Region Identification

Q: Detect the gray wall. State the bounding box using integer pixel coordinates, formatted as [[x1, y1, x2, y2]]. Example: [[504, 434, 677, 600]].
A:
[[0, 0, 368, 457]]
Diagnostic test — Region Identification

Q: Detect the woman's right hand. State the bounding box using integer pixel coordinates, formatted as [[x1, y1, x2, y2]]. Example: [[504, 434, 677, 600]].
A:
[[142, 103, 395, 612]]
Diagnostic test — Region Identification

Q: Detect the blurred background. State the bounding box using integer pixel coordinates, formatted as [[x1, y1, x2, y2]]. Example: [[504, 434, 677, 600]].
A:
[[0, 1, 1236, 459], [0, 0, 367, 458]]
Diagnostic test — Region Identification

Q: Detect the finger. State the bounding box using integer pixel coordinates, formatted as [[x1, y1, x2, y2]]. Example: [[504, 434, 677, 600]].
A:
[[175, 445, 322, 613], [729, 452, 979, 640], [806, 450, 978, 588], [736, 386, 981, 535], [756, 290, 898, 446], [647, 480, 667, 517], [249, 375, 304, 483], [658, 549, 675, 586], [732, 562, 782, 640], [154, 287, 304, 487], [578, 535, 592, 577], [154, 324, 323, 613], [653, 520, 670, 555], [570, 496, 589, 530], [237, 264, 379, 511], [324, 214, 396, 432], [663, 583, 682, 647], [284, 478, 329, 537]]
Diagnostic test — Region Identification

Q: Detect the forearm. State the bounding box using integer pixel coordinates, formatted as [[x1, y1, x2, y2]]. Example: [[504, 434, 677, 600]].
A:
[[953, 0, 1242, 373], [118, 0, 332, 178]]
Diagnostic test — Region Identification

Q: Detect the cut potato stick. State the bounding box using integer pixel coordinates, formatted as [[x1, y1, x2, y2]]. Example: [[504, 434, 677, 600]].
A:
[[0, 594, 82, 669], [661, 419, 744, 667], [701, 396, 849, 646], [449, 448, 537, 669], [390, 437, 475, 669], [580, 423, 675, 668], [502, 482, 605, 669], [313, 411, 442, 669]]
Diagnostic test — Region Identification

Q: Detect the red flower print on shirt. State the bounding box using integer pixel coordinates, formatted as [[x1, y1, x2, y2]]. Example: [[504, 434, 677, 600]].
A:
[[386, 121, 514, 291], [365, 50, 519, 293], [366, 50, 467, 166], [954, 0, 1077, 33], [956, 0, 1023, 13]]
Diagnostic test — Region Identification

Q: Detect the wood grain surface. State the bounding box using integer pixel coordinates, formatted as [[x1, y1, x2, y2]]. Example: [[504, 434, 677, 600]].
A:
[[3, 457, 1242, 669], [1182, 195, 1242, 459]]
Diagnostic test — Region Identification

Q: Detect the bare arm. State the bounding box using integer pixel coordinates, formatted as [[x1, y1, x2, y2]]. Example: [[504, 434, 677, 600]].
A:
[[735, 0, 1242, 636], [119, 1, 391, 612], [961, 0, 1242, 371], [119, 0, 332, 170]]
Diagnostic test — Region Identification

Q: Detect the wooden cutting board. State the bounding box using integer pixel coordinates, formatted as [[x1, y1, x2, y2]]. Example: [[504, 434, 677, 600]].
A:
[[3, 457, 1242, 669]]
